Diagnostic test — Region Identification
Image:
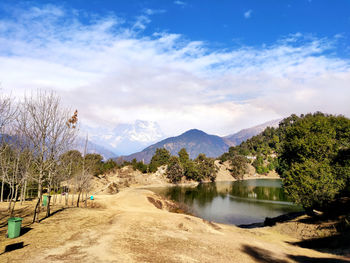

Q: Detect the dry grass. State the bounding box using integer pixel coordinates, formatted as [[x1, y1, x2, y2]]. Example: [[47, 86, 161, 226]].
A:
[[0, 190, 349, 263]]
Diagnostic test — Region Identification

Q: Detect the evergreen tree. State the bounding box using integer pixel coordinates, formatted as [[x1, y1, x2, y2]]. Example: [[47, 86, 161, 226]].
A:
[[149, 148, 171, 173], [278, 113, 350, 210], [194, 154, 217, 182], [166, 156, 184, 183], [229, 155, 249, 180]]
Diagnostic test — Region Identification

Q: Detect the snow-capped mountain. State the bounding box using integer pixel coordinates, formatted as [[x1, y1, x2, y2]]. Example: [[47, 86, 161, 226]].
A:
[[82, 120, 165, 155]]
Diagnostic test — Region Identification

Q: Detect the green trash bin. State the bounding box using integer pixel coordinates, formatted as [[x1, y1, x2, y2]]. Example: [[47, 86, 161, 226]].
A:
[[42, 195, 48, 206], [8, 217, 22, 238]]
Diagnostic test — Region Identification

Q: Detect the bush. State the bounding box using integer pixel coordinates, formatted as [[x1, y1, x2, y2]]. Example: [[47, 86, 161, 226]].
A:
[[279, 113, 350, 210], [166, 156, 184, 183], [131, 158, 148, 173], [149, 148, 171, 173], [256, 165, 269, 175], [101, 159, 118, 174], [194, 154, 217, 182], [229, 155, 249, 180]]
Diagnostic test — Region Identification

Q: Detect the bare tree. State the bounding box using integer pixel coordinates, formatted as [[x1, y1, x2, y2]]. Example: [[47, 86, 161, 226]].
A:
[[0, 94, 17, 202], [57, 149, 82, 207], [16, 90, 77, 222], [7, 144, 32, 216], [76, 134, 92, 207]]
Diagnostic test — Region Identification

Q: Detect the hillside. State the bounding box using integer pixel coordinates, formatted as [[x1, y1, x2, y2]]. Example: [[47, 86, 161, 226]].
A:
[[0, 134, 117, 160], [119, 119, 282, 163], [223, 119, 281, 146], [74, 137, 117, 160], [121, 129, 229, 163]]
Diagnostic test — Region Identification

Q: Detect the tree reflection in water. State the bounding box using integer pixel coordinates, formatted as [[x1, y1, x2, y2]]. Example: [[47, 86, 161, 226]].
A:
[[148, 179, 302, 225]]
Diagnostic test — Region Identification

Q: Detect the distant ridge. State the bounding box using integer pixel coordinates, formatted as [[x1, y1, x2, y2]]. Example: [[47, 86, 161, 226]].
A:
[[120, 129, 229, 163], [74, 137, 117, 160], [223, 119, 281, 146], [0, 134, 117, 160], [118, 119, 282, 164]]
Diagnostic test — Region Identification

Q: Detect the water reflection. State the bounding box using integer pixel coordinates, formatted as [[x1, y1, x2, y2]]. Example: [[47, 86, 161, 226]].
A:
[[148, 179, 302, 225]]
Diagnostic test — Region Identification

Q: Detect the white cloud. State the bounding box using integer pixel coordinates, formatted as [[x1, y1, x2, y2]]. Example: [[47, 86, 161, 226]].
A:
[[0, 4, 349, 138], [133, 15, 151, 30], [143, 8, 166, 15], [174, 1, 187, 7], [244, 9, 253, 19]]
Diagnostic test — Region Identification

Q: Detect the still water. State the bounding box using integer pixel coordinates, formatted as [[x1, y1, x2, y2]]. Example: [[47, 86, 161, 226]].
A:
[[148, 179, 302, 225]]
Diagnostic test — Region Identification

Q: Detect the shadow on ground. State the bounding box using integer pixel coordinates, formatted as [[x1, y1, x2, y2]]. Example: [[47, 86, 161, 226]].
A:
[[38, 207, 66, 222], [239, 211, 305, 228], [289, 233, 350, 256], [241, 244, 350, 263], [20, 226, 33, 235], [0, 242, 28, 255]]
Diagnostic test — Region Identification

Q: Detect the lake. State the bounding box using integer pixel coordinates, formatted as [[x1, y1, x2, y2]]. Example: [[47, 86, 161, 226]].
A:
[[147, 179, 302, 225]]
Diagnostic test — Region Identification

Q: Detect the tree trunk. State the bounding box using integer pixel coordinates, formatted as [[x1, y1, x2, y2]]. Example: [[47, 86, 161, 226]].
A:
[[10, 185, 19, 217], [37, 176, 43, 216], [33, 180, 43, 223], [84, 191, 87, 208], [0, 174, 5, 202], [71, 184, 75, 206], [71, 192, 74, 206], [46, 176, 52, 218], [76, 191, 81, 207], [7, 184, 14, 211], [32, 195, 41, 223], [6, 188, 11, 202], [20, 183, 24, 205], [14, 183, 18, 201], [52, 187, 55, 205], [46, 195, 51, 218], [65, 191, 68, 206]]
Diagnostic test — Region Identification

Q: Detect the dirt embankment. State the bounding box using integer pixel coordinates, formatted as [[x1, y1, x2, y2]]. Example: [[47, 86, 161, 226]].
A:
[[215, 160, 280, 182], [1, 188, 349, 263], [90, 165, 172, 194], [91, 162, 280, 195]]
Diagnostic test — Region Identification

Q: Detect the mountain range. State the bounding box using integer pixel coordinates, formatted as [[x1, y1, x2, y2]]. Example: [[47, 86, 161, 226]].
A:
[[82, 120, 165, 156], [1, 119, 280, 161], [118, 119, 281, 163], [223, 119, 282, 146], [74, 137, 117, 160]]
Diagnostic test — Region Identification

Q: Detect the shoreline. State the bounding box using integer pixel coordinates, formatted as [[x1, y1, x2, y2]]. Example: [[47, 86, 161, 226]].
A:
[[136, 174, 281, 189], [1, 185, 347, 262], [139, 175, 299, 230]]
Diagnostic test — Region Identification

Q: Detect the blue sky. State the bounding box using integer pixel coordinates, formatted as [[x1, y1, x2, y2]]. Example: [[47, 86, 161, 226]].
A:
[[0, 0, 349, 149], [4, 0, 346, 53]]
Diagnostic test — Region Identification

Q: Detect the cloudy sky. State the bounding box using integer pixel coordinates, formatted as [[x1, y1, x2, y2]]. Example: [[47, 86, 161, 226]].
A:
[[0, 0, 349, 138]]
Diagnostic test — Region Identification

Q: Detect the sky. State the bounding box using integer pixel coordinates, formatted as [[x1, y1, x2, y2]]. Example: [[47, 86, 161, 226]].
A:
[[0, 0, 349, 139]]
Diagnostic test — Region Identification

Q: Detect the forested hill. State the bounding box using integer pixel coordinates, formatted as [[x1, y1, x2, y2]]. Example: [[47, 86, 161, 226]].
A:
[[220, 112, 350, 183], [219, 115, 297, 174], [121, 129, 229, 163]]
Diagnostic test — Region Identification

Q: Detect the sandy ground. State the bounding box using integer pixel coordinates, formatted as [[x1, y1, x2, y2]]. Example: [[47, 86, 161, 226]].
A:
[[1, 188, 349, 263]]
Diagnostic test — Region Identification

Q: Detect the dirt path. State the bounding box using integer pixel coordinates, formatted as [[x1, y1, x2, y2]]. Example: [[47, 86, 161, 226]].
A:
[[1, 189, 349, 263]]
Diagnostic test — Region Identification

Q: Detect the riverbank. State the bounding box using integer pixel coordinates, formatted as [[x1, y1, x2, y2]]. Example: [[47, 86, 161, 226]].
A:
[[1, 187, 349, 262]]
